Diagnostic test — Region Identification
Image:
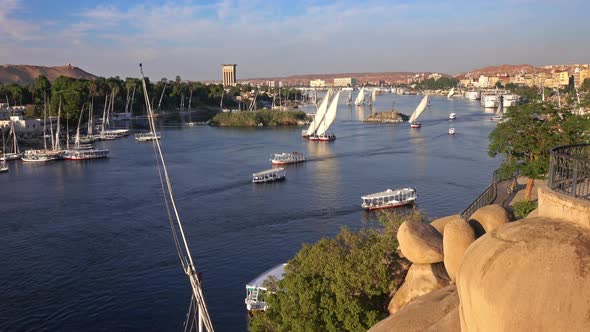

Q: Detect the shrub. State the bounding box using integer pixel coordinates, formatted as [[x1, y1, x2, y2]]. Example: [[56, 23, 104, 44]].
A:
[[248, 211, 420, 332], [513, 200, 537, 219]]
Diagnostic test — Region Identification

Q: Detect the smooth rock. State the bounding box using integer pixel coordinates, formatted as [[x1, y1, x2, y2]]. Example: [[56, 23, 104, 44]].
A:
[[397, 220, 444, 263], [370, 285, 459, 332], [388, 263, 451, 314], [430, 214, 462, 235], [468, 204, 509, 237], [443, 219, 476, 282], [527, 208, 538, 218], [457, 217, 590, 332]]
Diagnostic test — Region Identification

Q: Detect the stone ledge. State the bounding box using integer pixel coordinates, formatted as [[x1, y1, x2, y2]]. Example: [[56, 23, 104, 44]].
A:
[[537, 187, 590, 229]]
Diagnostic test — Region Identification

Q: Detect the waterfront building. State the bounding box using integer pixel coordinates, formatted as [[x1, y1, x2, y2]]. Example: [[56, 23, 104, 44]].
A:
[[578, 69, 590, 87], [309, 79, 326, 88], [222, 64, 237, 86], [333, 77, 357, 87], [265, 80, 280, 88], [0, 115, 49, 138], [428, 73, 442, 80]]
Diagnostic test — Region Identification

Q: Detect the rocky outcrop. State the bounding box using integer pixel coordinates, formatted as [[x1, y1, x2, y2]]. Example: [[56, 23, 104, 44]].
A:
[[468, 204, 509, 237], [388, 263, 451, 314], [443, 219, 476, 282], [457, 217, 590, 332], [364, 111, 408, 123], [397, 220, 444, 263], [430, 214, 462, 235], [371, 286, 460, 332]]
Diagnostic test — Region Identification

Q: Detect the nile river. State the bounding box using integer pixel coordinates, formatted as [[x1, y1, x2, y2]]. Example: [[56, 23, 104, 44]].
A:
[[0, 93, 499, 331]]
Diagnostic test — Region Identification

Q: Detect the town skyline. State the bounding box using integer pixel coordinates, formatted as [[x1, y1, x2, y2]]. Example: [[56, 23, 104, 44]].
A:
[[1, 0, 589, 81]]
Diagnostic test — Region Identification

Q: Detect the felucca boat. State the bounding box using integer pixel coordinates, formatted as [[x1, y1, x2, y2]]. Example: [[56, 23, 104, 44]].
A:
[[447, 87, 455, 99], [309, 91, 340, 141], [409, 95, 429, 128], [63, 105, 109, 160], [491, 95, 504, 121], [355, 87, 365, 106], [302, 90, 331, 138], [2, 105, 22, 160], [22, 97, 63, 162]]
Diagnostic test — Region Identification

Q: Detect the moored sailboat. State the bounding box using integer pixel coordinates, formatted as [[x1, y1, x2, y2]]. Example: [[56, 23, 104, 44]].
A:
[[63, 104, 109, 160], [491, 95, 504, 121], [409, 95, 429, 128], [447, 87, 455, 99]]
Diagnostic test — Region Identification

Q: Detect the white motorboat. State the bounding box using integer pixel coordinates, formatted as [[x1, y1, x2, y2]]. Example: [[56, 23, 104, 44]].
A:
[[361, 187, 417, 210], [135, 132, 161, 142], [252, 168, 286, 183], [270, 152, 306, 165], [409, 95, 429, 128], [245, 263, 287, 311], [98, 129, 129, 140], [449, 128, 456, 135], [449, 112, 456, 120]]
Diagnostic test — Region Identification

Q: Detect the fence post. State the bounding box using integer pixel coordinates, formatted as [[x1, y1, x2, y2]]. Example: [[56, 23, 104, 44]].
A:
[[571, 160, 578, 197]]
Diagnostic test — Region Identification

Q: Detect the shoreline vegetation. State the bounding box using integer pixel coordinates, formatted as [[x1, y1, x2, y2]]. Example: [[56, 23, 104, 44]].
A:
[[208, 109, 309, 127], [364, 110, 409, 123]]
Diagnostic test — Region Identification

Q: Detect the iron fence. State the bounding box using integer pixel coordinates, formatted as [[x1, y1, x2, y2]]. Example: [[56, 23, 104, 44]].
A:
[[548, 144, 590, 200], [460, 168, 520, 220]]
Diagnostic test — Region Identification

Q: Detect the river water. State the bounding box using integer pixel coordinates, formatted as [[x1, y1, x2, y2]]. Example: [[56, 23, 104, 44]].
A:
[[0, 93, 499, 331]]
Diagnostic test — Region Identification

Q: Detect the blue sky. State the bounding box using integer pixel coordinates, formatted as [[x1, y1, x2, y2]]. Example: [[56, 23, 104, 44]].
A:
[[1, 0, 589, 80]]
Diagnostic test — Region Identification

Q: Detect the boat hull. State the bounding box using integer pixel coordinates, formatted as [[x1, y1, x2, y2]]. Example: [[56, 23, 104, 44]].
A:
[[410, 124, 421, 128], [271, 160, 304, 165], [309, 135, 336, 142], [362, 200, 415, 211]]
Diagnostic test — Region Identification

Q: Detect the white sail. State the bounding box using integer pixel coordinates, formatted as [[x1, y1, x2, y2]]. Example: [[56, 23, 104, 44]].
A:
[[447, 87, 455, 99], [409, 95, 429, 123], [306, 90, 332, 136], [316, 91, 340, 136], [347, 91, 352, 104], [496, 97, 504, 116], [355, 87, 365, 105], [370, 89, 376, 104]]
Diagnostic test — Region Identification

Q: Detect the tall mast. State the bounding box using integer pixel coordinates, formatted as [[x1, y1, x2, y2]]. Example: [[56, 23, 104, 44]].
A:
[[55, 97, 62, 151], [75, 105, 84, 148], [88, 97, 94, 136], [43, 92, 47, 150], [139, 63, 214, 332], [101, 93, 109, 132], [157, 83, 167, 112], [130, 85, 136, 115]]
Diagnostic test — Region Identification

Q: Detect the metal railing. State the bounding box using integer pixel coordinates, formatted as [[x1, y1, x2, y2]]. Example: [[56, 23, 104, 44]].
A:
[[460, 168, 520, 220], [548, 144, 590, 200]]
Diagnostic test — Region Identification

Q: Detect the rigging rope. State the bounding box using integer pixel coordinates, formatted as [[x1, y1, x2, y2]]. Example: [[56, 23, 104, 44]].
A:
[[140, 63, 214, 332]]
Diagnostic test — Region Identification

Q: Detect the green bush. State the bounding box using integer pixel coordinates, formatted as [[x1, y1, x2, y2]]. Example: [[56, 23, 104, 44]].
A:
[[248, 211, 422, 332], [513, 200, 538, 219], [209, 110, 307, 127]]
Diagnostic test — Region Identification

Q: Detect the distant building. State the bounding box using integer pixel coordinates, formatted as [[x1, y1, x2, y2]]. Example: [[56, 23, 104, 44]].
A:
[[578, 69, 590, 87], [309, 79, 326, 88], [333, 77, 357, 87], [266, 80, 280, 88], [222, 64, 237, 86], [552, 71, 569, 87]]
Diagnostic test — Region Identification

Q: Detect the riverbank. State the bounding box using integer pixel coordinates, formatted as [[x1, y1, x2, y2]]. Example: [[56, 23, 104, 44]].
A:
[[208, 109, 309, 127]]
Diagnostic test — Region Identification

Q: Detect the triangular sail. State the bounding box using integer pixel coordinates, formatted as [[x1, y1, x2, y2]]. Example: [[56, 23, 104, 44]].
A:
[[409, 95, 429, 123], [355, 87, 365, 105], [447, 87, 455, 98], [496, 96, 504, 116], [306, 90, 331, 136], [316, 91, 340, 136], [370, 90, 376, 103]]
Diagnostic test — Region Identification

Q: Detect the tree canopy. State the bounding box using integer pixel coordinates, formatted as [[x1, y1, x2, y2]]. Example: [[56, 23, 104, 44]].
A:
[[249, 211, 414, 332], [488, 102, 589, 199]]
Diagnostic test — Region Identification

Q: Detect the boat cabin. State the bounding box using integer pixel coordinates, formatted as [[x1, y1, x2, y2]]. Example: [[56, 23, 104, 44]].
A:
[[271, 152, 306, 165], [361, 188, 417, 210], [245, 263, 287, 311]]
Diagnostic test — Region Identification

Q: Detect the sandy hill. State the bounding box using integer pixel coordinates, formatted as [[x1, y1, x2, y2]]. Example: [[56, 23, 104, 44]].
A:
[[457, 64, 551, 79], [0, 64, 96, 84]]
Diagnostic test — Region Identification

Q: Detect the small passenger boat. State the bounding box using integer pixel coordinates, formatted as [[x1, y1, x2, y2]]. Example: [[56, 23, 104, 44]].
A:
[[98, 129, 129, 140], [252, 168, 286, 183], [308, 133, 336, 142], [361, 187, 417, 210], [135, 132, 161, 142], [449, 112, 456, 120], [270, 152, 306, 165], [449, 128, 456, 135], [245, 263, 287, 311]]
